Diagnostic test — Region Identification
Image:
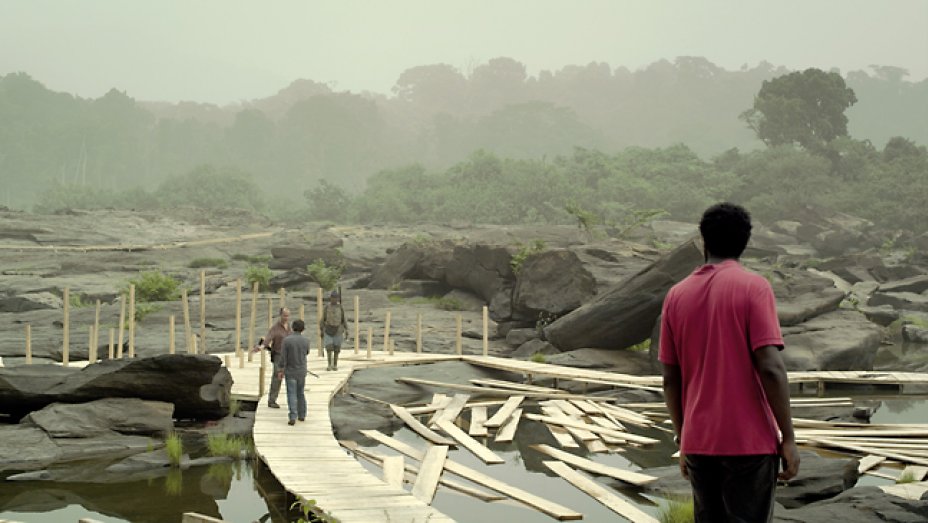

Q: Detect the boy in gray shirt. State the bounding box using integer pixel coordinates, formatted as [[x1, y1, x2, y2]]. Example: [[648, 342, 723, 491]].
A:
[[277, 319, 310, 425]]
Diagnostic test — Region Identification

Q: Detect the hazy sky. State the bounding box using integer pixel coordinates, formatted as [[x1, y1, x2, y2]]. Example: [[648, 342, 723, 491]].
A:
[[1, 0, 926, 104]]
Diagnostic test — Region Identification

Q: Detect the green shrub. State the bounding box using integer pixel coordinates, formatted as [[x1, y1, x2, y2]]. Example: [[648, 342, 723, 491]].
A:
[[307, 259, 344, 291], [165, 432, 183, 467], [897, 470, 916, 484], [407, 296, 466, 311], [292, 496, 340, 523], [511, 240, 546, 274], [245, 265, 272, 291], [68, 293, 91, 308], [627, 339, 651, 352], [188, 257, 229, 269], [231, 253, 271, 264], [206, 434, 252, 459], [530, 352, 547, 363], [387, 294, 406, 304], [133, 303, 162, 323], [164, 468, 183, 496], [128, 271, 181, 302], [658, 497, 695, 523]]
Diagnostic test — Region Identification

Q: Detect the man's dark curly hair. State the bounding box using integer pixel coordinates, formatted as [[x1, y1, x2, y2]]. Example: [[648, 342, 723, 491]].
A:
[[699, 203, 752, 259]]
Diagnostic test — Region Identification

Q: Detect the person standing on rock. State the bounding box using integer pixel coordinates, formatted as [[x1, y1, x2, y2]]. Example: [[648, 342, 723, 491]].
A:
[[320, 290, 348, 371], [277, 319, 309, 425], [251, 307, 291, 408], [660, 202, 799, 523]]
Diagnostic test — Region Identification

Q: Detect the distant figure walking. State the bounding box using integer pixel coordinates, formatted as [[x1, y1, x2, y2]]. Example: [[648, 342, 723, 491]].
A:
[[320, 291, 348, 371], [660, 203, 799, 523], [252, 307, 291, 409], [277, 319, 309, 426]]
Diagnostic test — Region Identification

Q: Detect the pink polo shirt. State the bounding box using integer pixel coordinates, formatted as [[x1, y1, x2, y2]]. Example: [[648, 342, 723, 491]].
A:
[[659, 259, 784, 455]]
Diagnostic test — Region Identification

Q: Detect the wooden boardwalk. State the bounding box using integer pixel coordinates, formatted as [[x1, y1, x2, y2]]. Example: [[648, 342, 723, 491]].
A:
[[222, 349, 459, 523]]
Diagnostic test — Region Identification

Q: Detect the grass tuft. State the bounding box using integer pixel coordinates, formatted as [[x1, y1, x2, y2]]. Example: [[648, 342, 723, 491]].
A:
[[165, 432, 184, 467], [658, 496, 695, 523]]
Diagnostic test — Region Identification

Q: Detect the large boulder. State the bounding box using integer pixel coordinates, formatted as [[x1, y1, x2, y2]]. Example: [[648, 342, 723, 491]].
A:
[[21, 398, 174, 438], [781, 310, 883, 371], [511, 249, 595, 321], [0, 291, 63, 313], [774, 486, 928, 522], [544, 239, 702, 351], [0, 354, 231, 420], [368, 241, 455, 289], [879, 275, 928, 295], [444, 244, 515, 302], [869, 291, 928, 312], [777, 289, 847, 326], [903, 324, 928, 343], [775, 451, 859, 509], [268, 245, 342, 270]]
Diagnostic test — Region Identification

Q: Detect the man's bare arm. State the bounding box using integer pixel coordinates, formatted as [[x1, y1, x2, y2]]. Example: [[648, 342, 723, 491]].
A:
[[752, 345, 800, 480], [662, 362, 687, 478]]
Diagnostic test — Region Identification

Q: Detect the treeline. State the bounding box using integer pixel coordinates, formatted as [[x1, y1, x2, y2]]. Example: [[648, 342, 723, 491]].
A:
[[39, 138, 928, 234], [2, 57, 927, 207]]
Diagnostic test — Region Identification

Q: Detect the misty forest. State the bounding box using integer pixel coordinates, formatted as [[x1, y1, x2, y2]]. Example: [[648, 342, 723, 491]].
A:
[[2, 57, 926, 231]]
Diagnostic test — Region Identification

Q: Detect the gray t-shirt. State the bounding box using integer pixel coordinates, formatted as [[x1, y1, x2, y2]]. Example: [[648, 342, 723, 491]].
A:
[[277, 333, 309, 377]]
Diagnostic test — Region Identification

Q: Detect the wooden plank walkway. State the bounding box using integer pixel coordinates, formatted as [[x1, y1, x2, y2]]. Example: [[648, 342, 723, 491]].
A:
[[220, 349, 458, 523]]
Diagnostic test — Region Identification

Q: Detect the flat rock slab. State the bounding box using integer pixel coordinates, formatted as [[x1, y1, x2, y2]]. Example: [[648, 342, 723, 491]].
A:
[[21, 398, 174, 438]]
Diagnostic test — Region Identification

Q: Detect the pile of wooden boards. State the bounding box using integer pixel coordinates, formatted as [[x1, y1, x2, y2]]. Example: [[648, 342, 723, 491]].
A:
[[340, 385, 664, 522]]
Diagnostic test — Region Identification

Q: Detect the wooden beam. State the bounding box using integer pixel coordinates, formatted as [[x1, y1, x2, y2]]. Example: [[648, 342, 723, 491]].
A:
[[390, 405, 455, 446], [398, 377, 614, 401], [382, 455, 405, 488], [432, 393, 470, 427], [525, 414, 660, 445], [532, 444, 658, 486], [544, 461, 658, 523], [360, 430, 583, 521], [495, 408, 523, 443], [484, 395, 525, 428], [435, 419, 504, 464], [412, 445, 448, 504], [468, 406, 489, 437], [810, 438, 928, 467]]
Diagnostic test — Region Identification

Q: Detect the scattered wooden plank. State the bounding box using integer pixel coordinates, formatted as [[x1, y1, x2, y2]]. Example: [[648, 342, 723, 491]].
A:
[[383, 455, 405, 488], [361, 430, 583, 521], [390, 404, 456, 446], [484, 395, 525, 428], [469, 406, 489, 437], [471, 378, 568, 394], [584, 439, 610, 453], [495, 408, 523, 443], [544, 460, 659, 523], [432, 394, 470, 428], [342, 441, 504, 502], [542, 405, 599, 442], [426, 394, 452, 426], [435, 419, 505, 464], [532, 444, 658, 486], [412, 445, 449, 504], [525, 413, 660, 445], [545, 423, 581, 448], [408, 399, 505, 416], [858, 455, 886, 473], [902, 465, 928, 482], [880, 480, 928, 500], [397, 377, 611, 401], [550, 399, 585, 418], [811, 438, 928, 466]]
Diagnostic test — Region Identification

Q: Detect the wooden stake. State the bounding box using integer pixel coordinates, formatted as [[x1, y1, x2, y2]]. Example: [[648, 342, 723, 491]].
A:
[[168, 315, 175, 354], [367, 327, 373, 359], [128, 284, 135, 358], [383, 310, 392, 354], [25, 323, 32, 365], [248, 281, 258, 362], [299, 303, 305, 321], [224, 355, 231, 368], [389, 339, 395, 356], [266, 298, 273, 329], [199, 270, 206, 353], [258, 364, 265, 396], [316, 287, 324, 357], [353, 295, 360, 355], [116, 293, 126, 359], [482, 306, 489, 356], [62, 287, 70, 366], [107, 328, 114, 360], [416, 313, 422, 353], [93, 299, 101, 353], [181, 288, 193, 354], [87, 325, 96, 363], [235, 279, 242, 358], [455, 314, 462, 355], [278, 287, 286, 308]]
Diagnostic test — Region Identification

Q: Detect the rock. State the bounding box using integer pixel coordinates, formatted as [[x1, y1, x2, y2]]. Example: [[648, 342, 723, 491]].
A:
[[781, 310, 883, 371], [0, 291, 63, 312], [488, 288, 514, 321], [368, 241, 455, 289], [880, 275, 928, 294], [774, 486, 928, 522], [870, 263, 925, 283], [268, 246, 342, 270], [869, 291, 928, 312], [858, 304, 900, 326], [0, 354, 232, 420], [0, 426, 61, 472], [506, 328, 539, 347], [544, 239, 703, 351], [511, 249, 596, 321], [441, 289, 485, 312], [903, 324, 928, 343], [545, 348, 653, 374], [775, 451, 859, 509], [394, 280, 450, 298], [20, 398, 174, 438], [444, 244, 515, 303], [778, 288, 847, 326], [268, 268, 314, 289], [511, 339, 560, 359]]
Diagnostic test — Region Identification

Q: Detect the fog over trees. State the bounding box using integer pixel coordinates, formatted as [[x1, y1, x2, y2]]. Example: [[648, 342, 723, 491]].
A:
[[1, 57, 926, 229]]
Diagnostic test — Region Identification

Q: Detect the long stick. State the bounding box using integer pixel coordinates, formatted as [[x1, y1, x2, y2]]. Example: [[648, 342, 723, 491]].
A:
[[278, 287, 286, 308], [108, 328, 114, 360], [62, 287, 70, 366], [367, 326, 373, 359], [88, 325, 96, 363], [455, 314, 462, 355], [248, 281, 258, 362], [416, 313, 422, 353], [267, 297, 273, 328], [199, 270, 206, 353], [354, 295, 360, 355], [128, 284, 135, 358], [316, 287, 324, 357], [25, 323, 32, 365], [482, 306, 489, 357], [383, 310, 392, 354], [93, 299, 101, 354], [235, 279, 242, 358], [117, 294, 126, 359], [181, 288, 193, 354], [169, 315, 175, 354]]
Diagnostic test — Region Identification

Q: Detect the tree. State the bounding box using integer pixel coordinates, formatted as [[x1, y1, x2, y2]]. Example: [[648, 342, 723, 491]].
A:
[[741, 68, 857, 154]]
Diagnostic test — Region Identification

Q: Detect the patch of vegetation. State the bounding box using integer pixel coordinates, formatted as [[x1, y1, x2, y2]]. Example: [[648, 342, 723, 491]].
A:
[[897, 470, 916, 484], [658, 496, 695, 523], [245, 264, 272, 291], [206, 434, 252, 459], [627, 339, 651, 352], [68, 293, 91, 308], [229, 397, 240, 417], [128, 270, 181, 302], [231, 253, 271, 264], [165, 432, 183, 468], [307, 258, 344, 291], [530, 352, 547, 363], [164, 468, 183, 496], [133, 303, 162, 323], [511, 239, 547, 274], [387, 294, 406, 304], [188, 257, 229, 269], [392, 295, 466, 311], [614, 208, 669, 239], [292, 496, 341, 523]]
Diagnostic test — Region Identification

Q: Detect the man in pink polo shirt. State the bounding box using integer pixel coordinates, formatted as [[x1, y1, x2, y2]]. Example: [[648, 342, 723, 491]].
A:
[[660, 203, 799, 522]]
